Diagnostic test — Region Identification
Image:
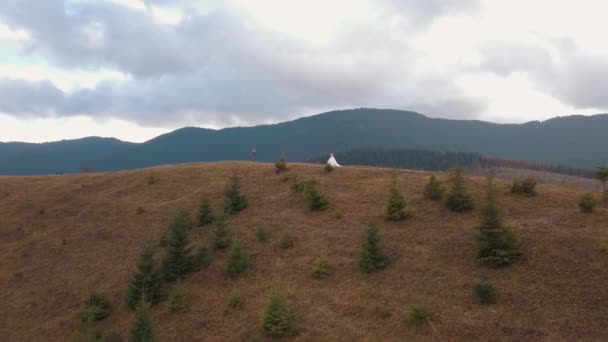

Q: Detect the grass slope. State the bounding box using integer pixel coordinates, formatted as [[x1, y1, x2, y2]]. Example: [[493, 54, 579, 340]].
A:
[[1, 162, 607, 340]]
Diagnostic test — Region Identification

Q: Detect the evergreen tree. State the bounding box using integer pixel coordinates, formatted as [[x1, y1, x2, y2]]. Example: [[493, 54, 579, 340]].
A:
[[197, 197, 214, 226], [262, 291, 293, 337], [385, 178, 413, 220], [126, 247, 164, 310], [477, 177, 521, 268], [595, 166, 608, 203], [359, 225, 388, 273], [213, 215, 231, 250], [130, 301, 156, 342], [424, 175, 445, 200], [224, 176, 248, 214], [275, 156, 287, 173], [161, 210, 194, 282], [303, 179, 328, 211], [225, 242, 250, 278], [579, 193, 597, 213], [445, 167, 475, 212]]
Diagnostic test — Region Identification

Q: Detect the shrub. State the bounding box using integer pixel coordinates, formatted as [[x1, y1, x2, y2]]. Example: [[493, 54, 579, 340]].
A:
[[359, 225, 388, 273], [225, 243, 250, 278], [130, 301, 156, 342], [275, 156, 287, 173], [168, 284, 187, 312], [77, 292, 111, 323], [262, 291, 294, 337], [600, 241, 608, 254], [312, 257, 330, 279], [161, 210, 195, 282], [213, 215, 231, 250], [376, 304, 391, 319], [290, 177, 305, 193], [409, 305, 429, 324], [385, 178, 413, 221], [474, 281, 497, 304], [510, 177, 537, 196], [126, 247, 165, 310], [444, 167, 475, 212], [136, 207, 145, 215], [279, 231, 294, 249], [193, 246, 211, 269], [303, 178, 328, 211], [256, 226, 267, 242], [227, 291, 245, 311], [197, 197, 214, 226], [146, 175, 157, 185], [74, 323, 108, 342], [579, 193, 597, 213], [324, 164, 334, 173], [224, 176, 248, 215], [595, 166, 608, 203], [424, 175, 445, 200], [477, 177, 521, 268]]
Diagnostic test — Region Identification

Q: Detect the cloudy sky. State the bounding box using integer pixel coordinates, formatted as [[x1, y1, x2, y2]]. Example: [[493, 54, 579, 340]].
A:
[[1, 0, 607, 142]]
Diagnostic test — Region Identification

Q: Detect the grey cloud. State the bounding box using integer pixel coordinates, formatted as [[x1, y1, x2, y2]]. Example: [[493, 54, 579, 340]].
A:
[[0, 0, 487, 126], [479, 40, 608, 110], [378, 0, 479, 27]]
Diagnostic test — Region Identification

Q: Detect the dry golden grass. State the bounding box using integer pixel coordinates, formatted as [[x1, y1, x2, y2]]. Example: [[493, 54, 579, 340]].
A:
[[1, 162, 607, 341]]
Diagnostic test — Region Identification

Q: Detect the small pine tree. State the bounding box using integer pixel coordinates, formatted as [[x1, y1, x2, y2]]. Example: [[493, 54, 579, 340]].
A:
[[409, 305, 429, 324], [76, 292, 111, 323], [290, 177, 304, 194], [227, 291, 245, 310], [312, 257, 330, 279], [197, 197, 214, 226], [303, 179, 328, 211], [474, 281, 497, 304], [275, 156, 287, 173], [130, 301, 156, 342], [126, 247, 164, 310], [385, 178, 413, 221], [256, 225, 267, 242], [279, 231, 294, 249], [510, 177, 537, 196], [424, 175, 445, 200], [224, 176, 248, 215], [225, 243, 250, 278], [161, 210, 195, 282], [193, 246, 211, 270], [168, 284, 187, 312], [579, 193, 597, 213], [445, 167, 475, 212], [262, 291, 293, 337], [359, 225, 388, 273], [595, 167, 608, 203], [213, 215, 231, 250], [477, 177, 521, 268]]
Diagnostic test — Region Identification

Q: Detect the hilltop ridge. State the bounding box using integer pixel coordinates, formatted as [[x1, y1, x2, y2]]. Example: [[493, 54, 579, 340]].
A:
[[1, 162, 607, 340]]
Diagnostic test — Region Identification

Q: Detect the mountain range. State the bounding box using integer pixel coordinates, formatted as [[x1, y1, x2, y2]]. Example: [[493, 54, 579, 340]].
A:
[[1, 108, 607, 175]]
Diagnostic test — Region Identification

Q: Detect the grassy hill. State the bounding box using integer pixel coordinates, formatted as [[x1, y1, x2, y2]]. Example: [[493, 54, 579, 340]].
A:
[[2, 108, 608, 175], [1, 162, 607, 340]]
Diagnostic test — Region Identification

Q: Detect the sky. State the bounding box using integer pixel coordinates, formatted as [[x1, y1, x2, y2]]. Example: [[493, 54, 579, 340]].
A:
[[1, 0, 608, 142]]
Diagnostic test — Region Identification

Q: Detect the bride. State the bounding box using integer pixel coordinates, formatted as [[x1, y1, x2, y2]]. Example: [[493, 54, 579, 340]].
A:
[[326, 153, 341, 167]]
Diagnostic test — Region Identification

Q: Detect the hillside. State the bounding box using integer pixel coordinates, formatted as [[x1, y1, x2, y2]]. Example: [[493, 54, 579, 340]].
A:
[[2, 108, 608, 175], [1, 162, 608, 340]]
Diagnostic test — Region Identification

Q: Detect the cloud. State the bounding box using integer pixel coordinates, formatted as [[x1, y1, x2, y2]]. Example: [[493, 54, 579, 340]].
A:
[[378, 0, 479, 27], [479, 39, 608, 111], [0, 0, 486, 126]]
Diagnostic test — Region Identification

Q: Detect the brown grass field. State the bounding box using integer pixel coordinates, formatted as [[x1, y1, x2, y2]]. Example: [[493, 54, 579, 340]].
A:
[[1, 162, 607, 341]]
